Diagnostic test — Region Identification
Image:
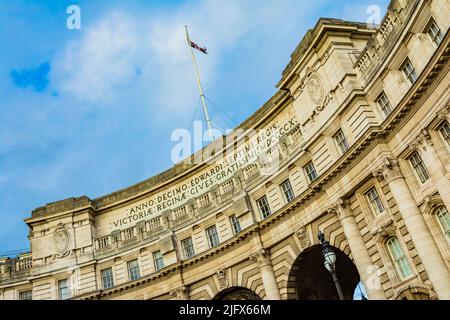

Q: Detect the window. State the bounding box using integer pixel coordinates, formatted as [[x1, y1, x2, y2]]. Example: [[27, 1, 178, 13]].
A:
[[376, 92, 393, 118], [333, 129, 350, 154], [153, 251, 164, 271], [101, 268, 114, 289], [19, 290, 32, 300], [58, 279, 71, 300], [181, 237, 195, 259], [426, 18, 443, 46], [281, 179, 295, 203], [304, 161, 318, 183], [366, 187, 385, 215], [439, 121, 450, 147], [409, 152, 430, 183], [387, 237, 413, 279], [127, 259, 140, 281], [257, 196, 271, 219], [206, 225, 220, 248], [401, 58, 418, 84], [230, 215, 241, 234], [436, 206, 450, 241]]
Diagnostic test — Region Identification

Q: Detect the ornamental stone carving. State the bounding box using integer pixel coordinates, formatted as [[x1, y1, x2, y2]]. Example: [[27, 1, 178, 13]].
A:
[[372, 157, 403, 183], [409, 129, 433, 152], [308, 73, 325, 105], [249, 249, 271, 267], [169, 285, 188, 299], [216, 269, 229, 290], [295, 226, 311, 250], [53, 223, 71, 259]]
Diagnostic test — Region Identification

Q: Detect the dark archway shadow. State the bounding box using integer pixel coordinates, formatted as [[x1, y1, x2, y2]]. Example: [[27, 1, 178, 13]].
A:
[[213, 287, 262, 300], [288, 245, 360, 300]]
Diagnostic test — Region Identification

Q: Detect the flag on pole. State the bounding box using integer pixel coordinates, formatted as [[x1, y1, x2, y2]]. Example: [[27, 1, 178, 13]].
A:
[[188, 40, 208, 54]]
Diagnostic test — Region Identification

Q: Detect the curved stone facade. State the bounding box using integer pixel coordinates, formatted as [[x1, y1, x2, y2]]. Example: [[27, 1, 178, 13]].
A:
[[1, 0, 450, 300]]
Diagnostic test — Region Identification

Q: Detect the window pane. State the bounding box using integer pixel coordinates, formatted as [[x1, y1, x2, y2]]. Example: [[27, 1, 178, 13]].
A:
[[387, 237, 413, 279], [377, 92, 393, 117], [257, 196, 271, 219], [402, 58, 418, 84], [181, 237, 195, 259], [230, 215, 241, 234], [58, 279, 71, 300], [101, 268, 114, 289], [304, 161, 318, 183], [153, 251, 164, 271], [281, 180, 295, 203], [19, 290, 32, 300], [409, 152, 430, 183], [206, 226, 220, 248], [366, 187, 385, 215], [440, 121, 450, 146], [127, 259, 140, 281], [436, 206, 450, 241], [427, 19, 443, 46]]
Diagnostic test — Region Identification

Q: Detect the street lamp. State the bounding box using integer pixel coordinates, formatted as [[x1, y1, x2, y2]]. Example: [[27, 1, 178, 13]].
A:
[[318, 231, 345, 300]]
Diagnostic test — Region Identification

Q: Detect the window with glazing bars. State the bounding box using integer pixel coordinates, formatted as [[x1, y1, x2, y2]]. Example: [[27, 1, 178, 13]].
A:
[[127, 259, 140, 281], [281, 179, 295, 203], [206, 225, 220, 248], [257, 196, 271, 219], [181, 237, 195, 259], [101, 268, 114, 289], [409, 152, 430, 183], [376, 92, 393, 118], [366, 187, 385, 215], [401, 58, 418, 84], [387, 237, 413, 279]]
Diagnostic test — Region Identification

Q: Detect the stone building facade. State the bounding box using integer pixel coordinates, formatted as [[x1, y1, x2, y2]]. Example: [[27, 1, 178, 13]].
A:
[[1, 0, 450, 300]]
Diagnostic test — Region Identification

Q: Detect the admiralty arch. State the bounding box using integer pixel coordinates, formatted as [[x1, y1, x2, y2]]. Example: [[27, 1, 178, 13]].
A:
[[1, 0, 450, 300]]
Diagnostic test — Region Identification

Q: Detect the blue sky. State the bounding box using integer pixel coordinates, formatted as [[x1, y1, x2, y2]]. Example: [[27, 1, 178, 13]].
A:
[[0, 0, 389, 255]]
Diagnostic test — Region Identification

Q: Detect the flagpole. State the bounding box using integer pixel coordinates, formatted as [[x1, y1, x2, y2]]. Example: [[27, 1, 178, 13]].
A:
[[185, 25, 214, 143]]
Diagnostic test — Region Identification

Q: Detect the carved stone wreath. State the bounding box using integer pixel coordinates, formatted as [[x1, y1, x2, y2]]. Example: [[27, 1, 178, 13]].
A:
[[53, 224, 71, 259], [307, 73, 325, 105]]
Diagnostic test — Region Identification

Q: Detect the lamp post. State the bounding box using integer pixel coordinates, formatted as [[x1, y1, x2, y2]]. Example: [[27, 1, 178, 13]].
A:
[[318, 231, 345, 300]]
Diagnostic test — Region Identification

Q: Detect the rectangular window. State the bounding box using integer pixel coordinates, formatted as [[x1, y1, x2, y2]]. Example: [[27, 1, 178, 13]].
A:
[[426, 18, 443, 46], [409, 152, 430, 183], [153, 251, 164, 271], [333, 129, 350, 154], [401, 58, 418, 84], [440, 121, 450, 147], [281, 179, 295, 203], [127, 259, 140, 281], [387, 237, 413, 279], [101, 268, 114, 290], [304, 161, 318, 183], [376, 92, 393, 118], [181, 237, 195, 259], [436, 207, 450, 241], [58, 279, 71, 300], [19, 290, 32, 300], [206, 225, 220, 248], [257, 196, 272, 219], [230, 215, 241, 234], [366, 187, 385, 215]]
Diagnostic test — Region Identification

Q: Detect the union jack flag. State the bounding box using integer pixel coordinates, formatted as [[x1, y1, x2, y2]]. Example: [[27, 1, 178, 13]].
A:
[[189, 40, 208, 54]]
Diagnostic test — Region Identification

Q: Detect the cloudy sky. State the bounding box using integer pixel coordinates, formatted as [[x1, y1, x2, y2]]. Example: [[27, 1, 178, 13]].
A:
[[0, 0, 389, 254]]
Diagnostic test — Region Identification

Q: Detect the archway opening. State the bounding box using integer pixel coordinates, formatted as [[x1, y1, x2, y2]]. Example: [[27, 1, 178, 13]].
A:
[[289, 245, 360, 300], [214, 287, 262, 300]]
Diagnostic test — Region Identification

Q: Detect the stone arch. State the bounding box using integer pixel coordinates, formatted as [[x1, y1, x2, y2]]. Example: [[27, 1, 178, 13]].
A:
[[213, 287, 262, 300], [393, 284, 437, 300], [286, 244, 360, 300]]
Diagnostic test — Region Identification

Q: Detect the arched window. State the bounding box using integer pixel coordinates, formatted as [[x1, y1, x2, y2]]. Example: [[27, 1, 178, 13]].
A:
[[386, 237, 413, 280], [435, 206, 450, 241]]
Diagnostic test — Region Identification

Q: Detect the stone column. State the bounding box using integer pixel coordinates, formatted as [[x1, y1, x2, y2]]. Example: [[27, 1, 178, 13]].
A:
[[250, 249, 281, 300], [410, 129, 450, 210], [373, 157, 450, 299], [169, 285, 189, 300], [328, 199, 387, 300]]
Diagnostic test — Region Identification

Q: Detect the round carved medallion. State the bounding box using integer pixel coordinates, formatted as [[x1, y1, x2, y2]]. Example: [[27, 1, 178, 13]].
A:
[[307, 73, 324, 105], [53, 227, 70, 257]]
